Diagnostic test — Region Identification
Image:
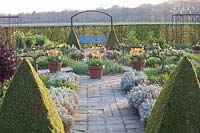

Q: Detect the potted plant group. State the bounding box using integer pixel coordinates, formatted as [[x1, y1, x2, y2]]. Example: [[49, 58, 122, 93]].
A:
[[130, 48, 145, 71], [69, 48, 84, 61], [86, 58, 104, 79], [47, 49, 63, 73], [192, 42, 200, 54]]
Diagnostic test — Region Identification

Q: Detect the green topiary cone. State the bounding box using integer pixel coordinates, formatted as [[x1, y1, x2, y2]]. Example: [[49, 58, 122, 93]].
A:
[[0, 59, 64, 133], [146, 56, 200, 133], [67, 30, 81, 50], [105, 28, 120, 50]]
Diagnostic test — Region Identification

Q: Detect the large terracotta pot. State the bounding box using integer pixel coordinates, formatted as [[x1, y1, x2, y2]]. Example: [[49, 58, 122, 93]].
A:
[[88, 65, 103, 79], [48, 62, 62, 73], [132, 61, 145, 71], [193, 50, 200, 54]]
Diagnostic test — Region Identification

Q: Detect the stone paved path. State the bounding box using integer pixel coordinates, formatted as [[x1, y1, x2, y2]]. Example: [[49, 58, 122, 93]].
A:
[[70, 74, 145, 133]]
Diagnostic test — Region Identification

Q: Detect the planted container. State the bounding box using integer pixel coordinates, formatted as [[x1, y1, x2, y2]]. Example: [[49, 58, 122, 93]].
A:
[[48, 62, 62, 73], [132, 61, 145, 71], [47, 49, 63, 73], [88, 65, 103, 79], [130, 47, 145, 71], [87, 58, 104, 79]]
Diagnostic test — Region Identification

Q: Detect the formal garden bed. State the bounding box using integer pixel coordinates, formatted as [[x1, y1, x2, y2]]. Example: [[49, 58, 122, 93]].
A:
[[1, 29, 200, 132]]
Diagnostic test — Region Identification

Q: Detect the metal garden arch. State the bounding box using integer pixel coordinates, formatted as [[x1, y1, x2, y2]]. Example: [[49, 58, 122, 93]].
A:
[[70, 10, 113, 30]]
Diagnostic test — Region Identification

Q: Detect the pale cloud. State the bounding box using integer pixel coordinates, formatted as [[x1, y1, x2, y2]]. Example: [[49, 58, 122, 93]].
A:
[[0, 0, 169, 14]]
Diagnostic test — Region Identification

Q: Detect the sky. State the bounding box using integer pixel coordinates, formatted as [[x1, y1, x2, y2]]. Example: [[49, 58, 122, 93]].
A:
[[0, 0, 169, 14]]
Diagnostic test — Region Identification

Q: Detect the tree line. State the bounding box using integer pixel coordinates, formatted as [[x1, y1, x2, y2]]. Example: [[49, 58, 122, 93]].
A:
[[1, 0, 200, 24]]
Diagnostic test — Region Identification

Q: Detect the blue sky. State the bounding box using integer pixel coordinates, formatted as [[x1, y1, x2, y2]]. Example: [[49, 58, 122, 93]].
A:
[[0, 0, 169, 14]]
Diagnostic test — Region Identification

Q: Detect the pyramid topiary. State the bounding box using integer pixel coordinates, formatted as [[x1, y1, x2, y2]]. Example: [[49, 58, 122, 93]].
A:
[[0, 59, 64, 133], [105, 28, 120, 50], [67, 30, 81, 50], [146, 56, 200, 133]]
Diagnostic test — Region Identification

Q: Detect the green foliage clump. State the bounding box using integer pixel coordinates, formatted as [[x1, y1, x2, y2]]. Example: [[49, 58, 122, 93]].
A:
[[87, 58, 103, 66], [70, 61, 88, 75], [62, 56, 72, 67], [53, 81, 77, 91], [66, 30, 81, 50], [35, 34, 46, 47], [118, 52, 132, 66], [27, 55, 71, 70], [166, 56, 180, 65], [39, 74, 52, 88], [103, 60, 123, 75], [124, 30, 139, 47], [14, 32, 53, 49], [0, 59, 64, 132], [26, 57, 48, 70], [172, 43, 187, 50], [105, 28, 120, 50], [146, 57, 161, 67], [146, 57, 200, 133], [145, 64, 176, 85], [146, 31, 155, 44], [25, 35, 35, 48], [187, 53, 200, 62], [37, 56, 48, 70], [156, 32, 166, 48], [14, 31, 25, 49], [185, 48, 193, 53], [40, 75, 77, 91]]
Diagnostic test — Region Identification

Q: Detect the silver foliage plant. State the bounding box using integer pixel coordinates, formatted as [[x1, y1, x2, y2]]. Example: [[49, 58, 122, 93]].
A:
[[121, 71, 147, 92], [49, 86, 78, 127], [48, 72, 80, 85], [127, 85, 162, 121], [139, 99, 156, 121]]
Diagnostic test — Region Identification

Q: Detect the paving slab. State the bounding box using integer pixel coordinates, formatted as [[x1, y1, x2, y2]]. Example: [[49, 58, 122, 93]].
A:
[[70, 74, 144, 133]]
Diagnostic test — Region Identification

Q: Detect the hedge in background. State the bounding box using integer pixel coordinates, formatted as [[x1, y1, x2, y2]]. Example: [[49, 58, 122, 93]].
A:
[[146, 57, 200, 133], [0, 59, 64, 133], [105, 28, 120, 50], [67, 30, 81, 50]]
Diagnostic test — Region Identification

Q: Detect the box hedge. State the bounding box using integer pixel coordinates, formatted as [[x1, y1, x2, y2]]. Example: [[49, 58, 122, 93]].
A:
[[105, 28, 120, 50], [0, 59, 64, 133], [66, 30, 81, 50], [146, 56, 200, 133]]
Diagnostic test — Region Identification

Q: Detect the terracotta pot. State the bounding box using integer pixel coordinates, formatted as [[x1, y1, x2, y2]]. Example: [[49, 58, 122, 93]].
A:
[[48, 62, 62, 73], [193, 50, 200, 54], [132, 61, 145, 71], [88, 65, 103, 79]]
